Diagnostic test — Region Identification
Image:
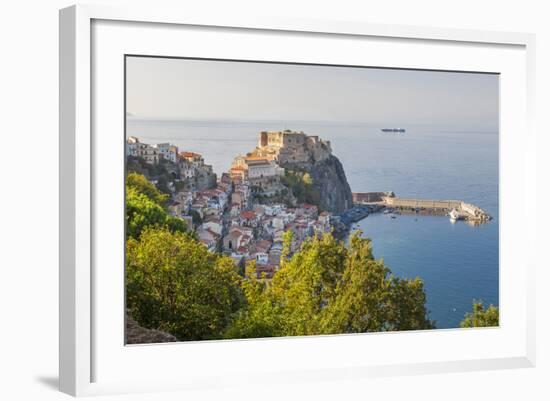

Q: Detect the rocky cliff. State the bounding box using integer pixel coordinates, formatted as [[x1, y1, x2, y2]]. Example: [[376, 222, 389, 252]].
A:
[[126, 315, 176, 344], [282, 154, 353, 214]]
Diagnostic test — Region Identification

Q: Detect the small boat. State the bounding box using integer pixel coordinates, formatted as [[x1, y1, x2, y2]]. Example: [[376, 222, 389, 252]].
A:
[[383, 209, 392, 215], [449, 208, 461, 222], [390, 215, 397, 219]]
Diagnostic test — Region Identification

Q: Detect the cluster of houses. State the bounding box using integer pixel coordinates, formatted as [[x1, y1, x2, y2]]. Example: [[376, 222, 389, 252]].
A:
[[222, 203, 331, 278], [126, 136, 179, 164], [127, 136, 215, 190], [128, 132, 335, 280], [168, 158, 333, 279]]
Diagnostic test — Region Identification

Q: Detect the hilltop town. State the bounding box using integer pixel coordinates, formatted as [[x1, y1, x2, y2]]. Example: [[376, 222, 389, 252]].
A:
[[126, 130, 346, 278]]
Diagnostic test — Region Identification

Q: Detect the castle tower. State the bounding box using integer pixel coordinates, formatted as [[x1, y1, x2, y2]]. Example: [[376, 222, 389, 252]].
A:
[[259, 131, 268, 147]]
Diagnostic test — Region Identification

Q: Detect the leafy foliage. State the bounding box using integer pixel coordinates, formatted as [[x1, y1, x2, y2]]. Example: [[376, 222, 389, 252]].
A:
[[126, 228, 245, 341], [126, 185, 187, 240], [281, 169, 321, 208], [460, 300, 499, 328], [188, 209, 203, 226], [155, 176, 171, 195], [224, 231, 434, 338], [126, 171, 169, 206], [126, 157, 178, 195]]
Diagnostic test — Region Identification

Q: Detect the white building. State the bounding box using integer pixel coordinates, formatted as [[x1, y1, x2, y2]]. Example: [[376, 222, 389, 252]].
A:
[[126, 136, 140, 157], [247, 159, 284, 180], [126, 136, 181, 165], [230, 156, 284, 181], [126, 137, 159, 164], [155, 143, 178, 163], [180, 151, 204, 167], [179, 158, 195, 179], [197, 228, 219, 252], [201, 220, 223, 236], [139, 143, 159, 164], [272, 216, 285, 230], [254, 252, 269, 265]]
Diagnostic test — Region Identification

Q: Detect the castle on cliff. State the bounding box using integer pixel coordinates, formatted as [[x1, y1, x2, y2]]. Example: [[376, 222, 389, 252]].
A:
[[228, 130, 352, 212], [254, 130, 332, 165]]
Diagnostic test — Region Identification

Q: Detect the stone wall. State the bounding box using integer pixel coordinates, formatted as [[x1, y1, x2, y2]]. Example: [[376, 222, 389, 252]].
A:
[[257, 130, 332, 165], [384, 197, 463, 209], [353, 192, 395, 203], [383, 197, 491, 220]]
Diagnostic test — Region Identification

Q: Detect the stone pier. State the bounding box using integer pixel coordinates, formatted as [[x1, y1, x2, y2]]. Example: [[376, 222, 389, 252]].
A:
[[352, 192, 492, 222]]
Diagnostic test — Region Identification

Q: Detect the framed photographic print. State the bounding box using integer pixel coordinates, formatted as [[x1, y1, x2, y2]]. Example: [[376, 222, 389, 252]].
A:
[[59, 4, 536, 397]]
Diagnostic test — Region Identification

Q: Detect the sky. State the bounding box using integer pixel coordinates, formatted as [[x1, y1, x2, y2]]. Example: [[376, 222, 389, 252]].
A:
[[126, 56, 499, 131]]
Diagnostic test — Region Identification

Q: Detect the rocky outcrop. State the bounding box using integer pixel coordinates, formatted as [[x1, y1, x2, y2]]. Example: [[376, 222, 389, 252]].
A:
[[283, 154, 353, 214], [310, 155, 353, 214], [126, 315, 177, 344]]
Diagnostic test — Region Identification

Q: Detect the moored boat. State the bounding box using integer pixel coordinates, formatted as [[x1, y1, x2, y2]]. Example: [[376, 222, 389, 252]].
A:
[[449, 208, 461, 222]]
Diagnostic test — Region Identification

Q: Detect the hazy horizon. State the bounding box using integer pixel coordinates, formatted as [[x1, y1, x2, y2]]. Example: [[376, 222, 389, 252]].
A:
[[126, 57, 499, 132]]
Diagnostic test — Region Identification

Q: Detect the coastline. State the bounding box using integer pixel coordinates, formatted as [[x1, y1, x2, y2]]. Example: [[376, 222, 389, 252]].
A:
[[126, 123, 499, 330]]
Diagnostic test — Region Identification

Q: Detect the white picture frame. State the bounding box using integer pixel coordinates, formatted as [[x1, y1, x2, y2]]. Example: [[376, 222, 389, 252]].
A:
[[59, 4, 536, 397]]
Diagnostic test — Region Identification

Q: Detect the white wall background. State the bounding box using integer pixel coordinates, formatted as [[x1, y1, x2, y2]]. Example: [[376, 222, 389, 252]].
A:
[[0, 0, 547, 399]]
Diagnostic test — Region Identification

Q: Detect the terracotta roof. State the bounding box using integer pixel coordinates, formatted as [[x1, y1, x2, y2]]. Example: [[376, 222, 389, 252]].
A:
[[181, 151, 201, 158], [228, 231, 242, 240], [236, 246, 249, 254], [255, 239, 272, 252], [229, 226, 245, 235], [240, 210, 257, 220]]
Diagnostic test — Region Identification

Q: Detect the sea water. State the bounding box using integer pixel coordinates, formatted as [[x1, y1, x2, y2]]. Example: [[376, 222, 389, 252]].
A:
[[127, 118, 499, 329]]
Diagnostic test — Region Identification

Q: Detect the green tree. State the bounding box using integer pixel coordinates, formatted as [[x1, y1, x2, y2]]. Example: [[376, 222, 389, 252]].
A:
[[224, 231, 433, 339], [126, 227, 245, 341], [126, 186, 187, 239], [223, 262, 285, 339], [281, 169, 321, 208], [188, 209, 203, 226], [460, 300, 499, 328], [156, 176, 171, 195], [126, 171, 168, 206]]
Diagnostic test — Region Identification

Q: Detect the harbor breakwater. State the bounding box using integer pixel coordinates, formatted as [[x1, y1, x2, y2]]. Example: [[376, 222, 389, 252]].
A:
[[351, 192, 492, 222]]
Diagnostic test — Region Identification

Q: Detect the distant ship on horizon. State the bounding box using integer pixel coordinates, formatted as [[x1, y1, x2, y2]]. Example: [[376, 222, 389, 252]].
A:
[[381, 128, 406, 133]]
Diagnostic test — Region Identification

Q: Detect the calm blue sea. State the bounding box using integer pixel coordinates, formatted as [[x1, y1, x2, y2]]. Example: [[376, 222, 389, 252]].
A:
[[127, 118, 499, 329]]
